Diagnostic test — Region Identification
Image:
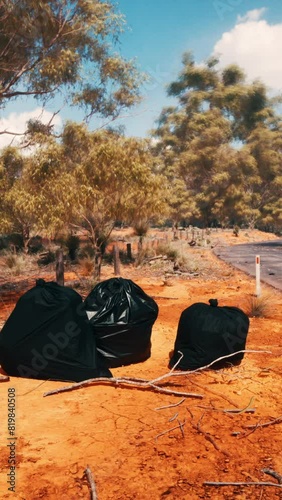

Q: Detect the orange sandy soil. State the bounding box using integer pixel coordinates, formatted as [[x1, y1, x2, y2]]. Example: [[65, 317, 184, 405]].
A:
[[0, 229, 282, 500]]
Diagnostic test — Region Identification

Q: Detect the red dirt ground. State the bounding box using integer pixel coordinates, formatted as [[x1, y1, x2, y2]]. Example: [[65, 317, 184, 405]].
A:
[[0, 229, 281, 500]]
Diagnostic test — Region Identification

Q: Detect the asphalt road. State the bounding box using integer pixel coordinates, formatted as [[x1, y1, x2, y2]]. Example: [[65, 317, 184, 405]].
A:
[[213, 239, 282, 291]]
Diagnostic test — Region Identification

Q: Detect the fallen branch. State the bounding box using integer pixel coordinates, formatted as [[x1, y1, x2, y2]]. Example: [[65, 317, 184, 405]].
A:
[[43, 376, 203, 399], [150, 350, 272, 385], [203, 481, 282, 489], [43, 350, 270, 398], [84, 465, 98, 500]]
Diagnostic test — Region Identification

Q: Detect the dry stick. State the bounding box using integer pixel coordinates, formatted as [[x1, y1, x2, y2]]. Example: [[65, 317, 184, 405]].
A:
[[150, 350, 272, 385], [262, 469, 282, 484], [169, 412, 179, 422], [188, 409, 228, 455], [155, 398, 186, 411], [155, 420, 186, 440], [224, 396, 256, 414], [43, 350, 270, 398], [203, 481, 282, 489], [187, 378, 240, 408], [84, 465, 98, 500], [43, 377, 203, 399], [244, 415, 282, 430], [177, 418, 186, 438]]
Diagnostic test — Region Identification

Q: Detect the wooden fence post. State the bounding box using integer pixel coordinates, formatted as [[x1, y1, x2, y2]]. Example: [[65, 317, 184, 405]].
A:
[[55, 249, 64, 286], [113, 244, 121, 275], [126, 243, 132, 260]]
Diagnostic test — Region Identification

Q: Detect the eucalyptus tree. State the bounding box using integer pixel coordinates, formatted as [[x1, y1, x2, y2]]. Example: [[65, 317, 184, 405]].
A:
[[0, 1, 143, 130], [152, 52, 281, 229], [2, 123, 168, 276]]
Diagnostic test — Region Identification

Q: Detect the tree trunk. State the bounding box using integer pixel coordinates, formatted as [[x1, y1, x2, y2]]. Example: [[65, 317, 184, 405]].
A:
[[93, 250, 102, 281], [22, 225, 30, 254]]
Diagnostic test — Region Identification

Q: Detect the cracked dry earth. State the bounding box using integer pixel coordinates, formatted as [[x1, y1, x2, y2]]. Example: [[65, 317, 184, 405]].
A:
[[0, 229, 281, 500]]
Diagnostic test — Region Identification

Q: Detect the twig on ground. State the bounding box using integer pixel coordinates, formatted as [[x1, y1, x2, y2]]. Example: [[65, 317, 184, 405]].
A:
[[245, 415, 282, 430], [169, 412, 178, 422], [18, 379, 49, 396], [203, 481, 282, 489], [84, 465, 98, 500], [155, 420, 186, 440], [262, 469, 282, 484], [155, 398, 186, 411], [187, 377, 239, 408], [187, 410, 228, 456], [224, 397, 255, 414], [150, 350, 272, 385], [177, 418, 186, 438]]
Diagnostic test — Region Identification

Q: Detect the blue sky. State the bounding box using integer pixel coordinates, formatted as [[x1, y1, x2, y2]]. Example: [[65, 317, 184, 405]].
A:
[[1, 0, 282, 145]]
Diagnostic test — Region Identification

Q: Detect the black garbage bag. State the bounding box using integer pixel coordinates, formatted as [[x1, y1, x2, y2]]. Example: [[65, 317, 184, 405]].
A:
[[169, 299, 249, 370], [84, 277, 159, 368], [0, 279, 112, 381]]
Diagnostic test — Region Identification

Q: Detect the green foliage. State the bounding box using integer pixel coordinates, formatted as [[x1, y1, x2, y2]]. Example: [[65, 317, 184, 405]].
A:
[[0, 0, 143, 123], [155, 243, 179, 261], [152, 53, 282, 231]]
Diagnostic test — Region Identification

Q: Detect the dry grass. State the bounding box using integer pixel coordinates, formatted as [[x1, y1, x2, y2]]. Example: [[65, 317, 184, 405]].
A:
[[244, 290, 277, 318], [78, 256, 94, 275], [2, 252, 35, 276]]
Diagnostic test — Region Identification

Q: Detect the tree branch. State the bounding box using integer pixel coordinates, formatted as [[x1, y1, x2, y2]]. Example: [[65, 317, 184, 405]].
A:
[[43, 350, 270, 398]]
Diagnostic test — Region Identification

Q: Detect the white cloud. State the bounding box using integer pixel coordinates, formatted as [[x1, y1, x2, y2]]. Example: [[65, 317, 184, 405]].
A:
[[213, 9, 282, 91], [237, 8, 266, 23], [0, 108, 62, 150]]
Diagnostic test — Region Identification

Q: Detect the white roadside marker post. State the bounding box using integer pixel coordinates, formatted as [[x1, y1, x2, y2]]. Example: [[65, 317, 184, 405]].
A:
[[256, 255, 261, 297]]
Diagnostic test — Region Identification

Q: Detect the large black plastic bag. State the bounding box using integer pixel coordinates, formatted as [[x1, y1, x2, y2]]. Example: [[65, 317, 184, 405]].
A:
[[169, 299, 249, 370], [0, 279, 112, 381], [84, 277, 159, 368]]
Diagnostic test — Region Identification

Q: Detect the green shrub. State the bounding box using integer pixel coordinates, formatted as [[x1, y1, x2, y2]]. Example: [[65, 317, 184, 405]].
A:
[[156, 243, 179, 261]]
